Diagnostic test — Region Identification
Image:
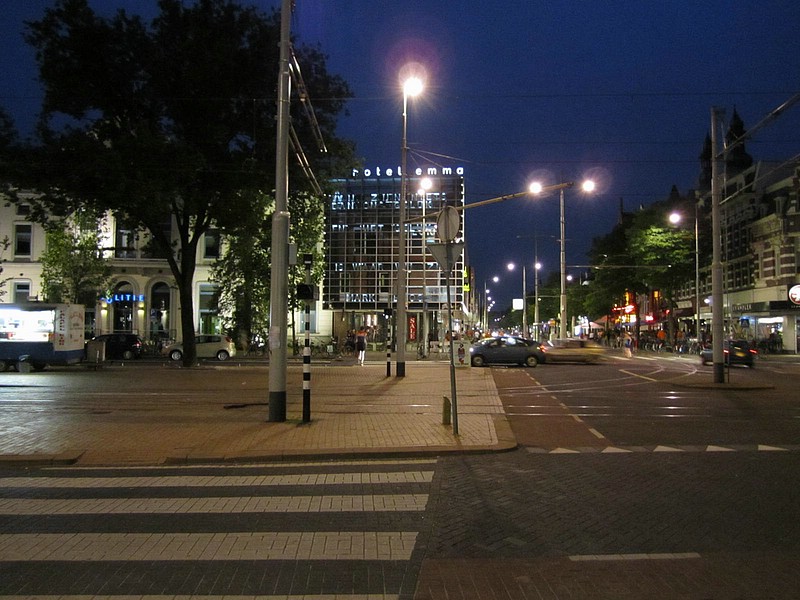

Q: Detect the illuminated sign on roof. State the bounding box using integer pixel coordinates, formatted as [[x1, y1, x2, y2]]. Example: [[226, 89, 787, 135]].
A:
[[351, 166, 465, 178]]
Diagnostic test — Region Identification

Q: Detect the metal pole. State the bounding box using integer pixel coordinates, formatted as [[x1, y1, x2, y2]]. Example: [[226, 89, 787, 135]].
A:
[[397, 90, 409, 377], [302, 302, 311, 422], [559, 187, 567, 339], [711, 106, 725, 383], [522, 265, 527, 338], [694, 201, 701, 344], [302, 255, 312, 423], [267, 0, 292, 421], [534, 239, 540, 342], [445, 249, 459, 436]]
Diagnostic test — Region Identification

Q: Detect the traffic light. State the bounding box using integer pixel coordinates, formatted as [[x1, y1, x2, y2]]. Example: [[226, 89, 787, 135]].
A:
[[296, 283, 318, 300]]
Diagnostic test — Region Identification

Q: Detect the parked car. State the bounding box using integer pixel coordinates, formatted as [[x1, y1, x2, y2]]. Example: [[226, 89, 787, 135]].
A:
[[88, 333, 144, 360], [163, 334, 236, 361], [700, 339, 756, 367], [539, 338, 605, 364], [469, 336, 543, 367]]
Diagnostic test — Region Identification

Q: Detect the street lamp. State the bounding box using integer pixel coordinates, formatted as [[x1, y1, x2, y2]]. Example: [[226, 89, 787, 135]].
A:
[[529, 179, 595, 339], [533, 261, 542, 341], [507, 262, 527, 338], [397, 74, 424, 377], [669, 208, 701, 344], [483, 275, 499, 333]]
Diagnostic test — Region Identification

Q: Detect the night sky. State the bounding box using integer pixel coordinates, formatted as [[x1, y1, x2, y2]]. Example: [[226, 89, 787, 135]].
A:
[[2, 1, 799, 310]]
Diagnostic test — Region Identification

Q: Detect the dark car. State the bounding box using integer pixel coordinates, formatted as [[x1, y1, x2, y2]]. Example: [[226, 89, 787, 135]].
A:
[[469, 335, 543, 367], [700, 339, 756, 367], [89, 333, 144, 360]]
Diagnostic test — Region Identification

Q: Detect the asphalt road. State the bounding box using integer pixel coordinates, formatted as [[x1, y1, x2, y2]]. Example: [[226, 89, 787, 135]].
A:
[[496, 352, 800, 450], [2, 353, 800, 599]]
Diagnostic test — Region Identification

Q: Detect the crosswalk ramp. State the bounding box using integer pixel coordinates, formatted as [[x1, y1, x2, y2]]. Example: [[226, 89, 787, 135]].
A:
[[0, 459, 437, 598]]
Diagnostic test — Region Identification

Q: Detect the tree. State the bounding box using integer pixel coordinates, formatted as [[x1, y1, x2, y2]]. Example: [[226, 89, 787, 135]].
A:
[[39, 214, 112, 305], [14, 0, 353, 365], [211, 191, 273, 350], [627, 209, 694, 343], [586, 195, 696, 343]]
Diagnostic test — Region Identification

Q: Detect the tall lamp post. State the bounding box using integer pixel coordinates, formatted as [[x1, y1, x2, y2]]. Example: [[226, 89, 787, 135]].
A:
[[483, 275, 499, 332], [533, 260, 541, 341], [530, 180, 595, 339], [507, 262, 527, 338], [669, 208, 701, 343], [397, 74, 423, 377]]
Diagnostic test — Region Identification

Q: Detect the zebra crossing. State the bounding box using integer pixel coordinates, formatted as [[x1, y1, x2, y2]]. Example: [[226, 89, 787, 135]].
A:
[[0, 458, 438, 599]]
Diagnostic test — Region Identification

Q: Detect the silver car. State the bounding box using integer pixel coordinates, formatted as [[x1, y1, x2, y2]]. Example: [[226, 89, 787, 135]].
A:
[[163, 334, 236, 361]]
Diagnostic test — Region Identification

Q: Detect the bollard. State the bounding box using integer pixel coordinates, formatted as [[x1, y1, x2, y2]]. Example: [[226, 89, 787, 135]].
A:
[[442, 395, 451, 425], [17, 355, 31, 374]]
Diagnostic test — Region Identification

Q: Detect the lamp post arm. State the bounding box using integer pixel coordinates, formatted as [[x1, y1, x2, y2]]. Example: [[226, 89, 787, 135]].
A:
[[406, 182, 575, 223]]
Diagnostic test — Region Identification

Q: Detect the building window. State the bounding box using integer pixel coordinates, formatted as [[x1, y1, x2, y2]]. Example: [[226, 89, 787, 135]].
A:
[[16, 204, 31, 216], [204, 229, 220, 259], [14, 224, 32, 257], [198, 283, 220, 334], [115, 225, 137, 259], [13, 281, 31, 303]]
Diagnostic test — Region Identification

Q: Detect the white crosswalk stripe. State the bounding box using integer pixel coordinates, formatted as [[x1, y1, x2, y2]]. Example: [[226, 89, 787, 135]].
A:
[[0, 459, 436, 598], [0, 494, 429, 514]]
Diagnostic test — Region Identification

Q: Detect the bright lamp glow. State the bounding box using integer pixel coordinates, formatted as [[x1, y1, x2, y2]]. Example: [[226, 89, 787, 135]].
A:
[[529, 182, 543, 194], [669, 212, 681, 225], [403, 76, 423, 97], [507, 262, 515, 271], [581, 180, 596, 193]]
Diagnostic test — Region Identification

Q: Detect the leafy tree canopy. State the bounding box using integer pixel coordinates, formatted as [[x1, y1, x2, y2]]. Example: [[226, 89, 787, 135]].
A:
[[11, 0, 354, 364]]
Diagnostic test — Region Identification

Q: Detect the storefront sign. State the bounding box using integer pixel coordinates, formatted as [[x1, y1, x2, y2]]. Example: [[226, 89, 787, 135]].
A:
[[789, 284, 800, 305], [103, 294, 145, 304]]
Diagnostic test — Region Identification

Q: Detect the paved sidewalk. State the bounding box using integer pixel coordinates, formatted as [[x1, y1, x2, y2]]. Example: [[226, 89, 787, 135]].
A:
[[0, 356, 515, 467]]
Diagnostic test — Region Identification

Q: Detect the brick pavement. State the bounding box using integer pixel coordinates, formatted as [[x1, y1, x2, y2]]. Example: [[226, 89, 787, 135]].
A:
[[0, 356, 514, 467]]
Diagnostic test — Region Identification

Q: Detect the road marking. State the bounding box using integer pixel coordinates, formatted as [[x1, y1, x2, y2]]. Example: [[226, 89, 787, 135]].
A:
[[570, 552, 701, 561], [759, 444, 789, 451], [0, 471, 434, 488], [0, 494, 429, 515], [528, 444, 798, 454], [619, 369, 657, 381], [589, 428, 606, 439], [0, 531, 418, 561]]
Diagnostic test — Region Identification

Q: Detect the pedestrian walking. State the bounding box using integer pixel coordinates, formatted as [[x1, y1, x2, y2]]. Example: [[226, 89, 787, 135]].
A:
[[622, 330, 633, 358], [356, 327, 367, 365]]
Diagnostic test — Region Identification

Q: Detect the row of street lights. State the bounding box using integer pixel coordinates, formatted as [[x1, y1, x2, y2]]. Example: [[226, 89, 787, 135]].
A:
[[397, 67, 593, 376]]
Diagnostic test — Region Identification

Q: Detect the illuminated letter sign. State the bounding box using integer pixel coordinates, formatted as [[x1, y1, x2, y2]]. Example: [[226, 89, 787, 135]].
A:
[[352, 166, 465, 178]]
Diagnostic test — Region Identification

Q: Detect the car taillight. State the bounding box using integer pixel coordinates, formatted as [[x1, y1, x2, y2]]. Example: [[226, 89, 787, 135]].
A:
[[224, 336, 232, 343]]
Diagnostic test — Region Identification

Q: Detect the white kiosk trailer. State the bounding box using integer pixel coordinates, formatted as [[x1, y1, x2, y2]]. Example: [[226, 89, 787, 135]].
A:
[[0, 303, 85, 371]]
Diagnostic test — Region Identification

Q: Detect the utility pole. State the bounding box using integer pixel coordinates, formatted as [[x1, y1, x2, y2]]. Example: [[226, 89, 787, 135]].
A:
[[267, 0, 292, 421], [710, 106, 725, 384]]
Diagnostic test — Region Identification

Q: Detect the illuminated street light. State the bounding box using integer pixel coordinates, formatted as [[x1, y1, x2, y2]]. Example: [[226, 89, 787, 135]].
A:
[[507, 262, 528, 338], [397, 73, 424, 377], [669, 209, 701, 345], [529, 179, 596, 338], [483, 275, 499, 333]]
